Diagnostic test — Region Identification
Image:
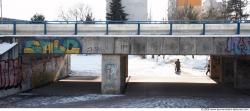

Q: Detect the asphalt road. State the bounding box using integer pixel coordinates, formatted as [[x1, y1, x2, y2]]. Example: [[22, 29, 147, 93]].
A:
[[0, 75, 250, 108]]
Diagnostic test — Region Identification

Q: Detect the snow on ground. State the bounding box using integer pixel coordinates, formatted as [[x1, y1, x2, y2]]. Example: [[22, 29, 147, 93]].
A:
[[0, 42, 18, 55], [70, 55, 209, 77], [0, 94, 121, 107], [70, 54, 101, 76]]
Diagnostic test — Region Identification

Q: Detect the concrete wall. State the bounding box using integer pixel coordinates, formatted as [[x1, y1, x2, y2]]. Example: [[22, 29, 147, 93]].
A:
[[106, 0, 148, 21], [22, 54, 69, 88], [210, 56, 221, 80], [234, 57, 250, 89], [0, 53, 69, 98], [0, 42, 28, 98], [102, 55, 127, 94], [1, 23, 250, 35], [0, 38, 70, 97]]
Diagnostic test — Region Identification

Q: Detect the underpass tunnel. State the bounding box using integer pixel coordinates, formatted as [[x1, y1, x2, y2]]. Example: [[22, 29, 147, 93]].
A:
[[29, 54, 250, 96], [127, 55, 215, 84], [57, 54, 220, 95], [67, 54, 214, 83]]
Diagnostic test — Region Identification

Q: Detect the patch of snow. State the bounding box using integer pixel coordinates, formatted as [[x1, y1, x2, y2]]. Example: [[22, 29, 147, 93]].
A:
[[70, 54, 101, 76], [70, 55, 209, 77], [13, 94, 121, 107], [0, 42, 18, 55]]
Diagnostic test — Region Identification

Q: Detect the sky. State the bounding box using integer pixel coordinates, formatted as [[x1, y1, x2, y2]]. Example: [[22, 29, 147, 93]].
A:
[[2, 0, 106, 20], [2, 0, 169, 21], [1, 0, 250, 21]]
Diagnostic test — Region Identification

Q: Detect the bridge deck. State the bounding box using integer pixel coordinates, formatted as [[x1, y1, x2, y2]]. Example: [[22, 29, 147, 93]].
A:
[[0, 21, 250, 35], [0, 35, 249, 55]]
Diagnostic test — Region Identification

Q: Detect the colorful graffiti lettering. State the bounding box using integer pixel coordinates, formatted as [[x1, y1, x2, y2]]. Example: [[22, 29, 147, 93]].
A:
[[226, 37, 250, 55], [23, 38, 82, 54], [0, 58, 22, 90]]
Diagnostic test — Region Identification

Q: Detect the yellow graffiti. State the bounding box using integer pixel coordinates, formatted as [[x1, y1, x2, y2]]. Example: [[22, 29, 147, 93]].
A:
[[24, 48, 35, 53], [65, 48, 81, 54], [23, 39, 81, 54]]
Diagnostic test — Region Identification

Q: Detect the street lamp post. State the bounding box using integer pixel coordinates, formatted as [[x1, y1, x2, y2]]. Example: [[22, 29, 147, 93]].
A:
[[0, 0, 2, 23]]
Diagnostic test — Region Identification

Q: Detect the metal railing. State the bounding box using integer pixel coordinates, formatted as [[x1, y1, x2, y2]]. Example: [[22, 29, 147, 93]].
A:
[[0, 20, 249, 35]]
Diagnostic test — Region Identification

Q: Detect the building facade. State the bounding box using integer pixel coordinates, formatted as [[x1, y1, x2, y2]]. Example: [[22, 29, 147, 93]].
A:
[[106, 0, 148, 21], [168, 0, 202, 20], [202, 0, 223, 13], [168, 0, 176, 20]]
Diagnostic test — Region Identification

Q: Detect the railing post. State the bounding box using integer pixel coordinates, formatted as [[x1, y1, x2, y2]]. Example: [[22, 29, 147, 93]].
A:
[[75, 23, 78, 35], [237, 20, 240, 35], [13, 22, 16, 35], [106, 21, 109, 35], [44, 22, 47, 35], [137, 23, 140, 35], [202, 23, 206, 35], [169, 23, 173, 35]]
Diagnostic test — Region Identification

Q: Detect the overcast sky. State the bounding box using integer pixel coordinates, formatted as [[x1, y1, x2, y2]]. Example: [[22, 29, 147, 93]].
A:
[[2, 0, 170, 21], [1, 0, 250, 21], [2, 0, 106, 20]]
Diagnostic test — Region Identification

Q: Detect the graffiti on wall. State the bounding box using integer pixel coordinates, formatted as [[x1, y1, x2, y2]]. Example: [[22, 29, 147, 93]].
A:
[[226, 37, 250, 55], [0, 58, 22, 90], [104, 64, 117, 81], [23, 38, 82, 54]]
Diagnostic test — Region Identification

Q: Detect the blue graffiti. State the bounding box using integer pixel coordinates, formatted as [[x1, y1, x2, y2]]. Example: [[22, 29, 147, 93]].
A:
[[226, 37, 250, 55]]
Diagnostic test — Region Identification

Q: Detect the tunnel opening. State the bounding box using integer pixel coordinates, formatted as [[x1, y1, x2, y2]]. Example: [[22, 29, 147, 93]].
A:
[[28, 54, 242, 96], [127, 55, 215, 83], [124, 55, 225, 96], [59, 54, 102, 83]]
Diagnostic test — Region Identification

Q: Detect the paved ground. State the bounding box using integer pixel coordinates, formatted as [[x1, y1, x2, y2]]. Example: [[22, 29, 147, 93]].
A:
[[0, 75, 250, 108]]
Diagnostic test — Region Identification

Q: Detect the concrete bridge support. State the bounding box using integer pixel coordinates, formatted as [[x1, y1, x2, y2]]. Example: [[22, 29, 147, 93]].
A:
[[211, 55, 250, 89], [102, 55, 128, 94], [234, 57, 250, 89]]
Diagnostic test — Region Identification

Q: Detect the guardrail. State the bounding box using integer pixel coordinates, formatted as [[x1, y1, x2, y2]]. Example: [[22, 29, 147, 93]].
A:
[[0, 20, 250, 35]]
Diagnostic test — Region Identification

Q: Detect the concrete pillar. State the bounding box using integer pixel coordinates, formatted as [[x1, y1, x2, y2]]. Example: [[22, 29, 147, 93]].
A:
[[221, 56, 234, 84], [102, 55, 128, 94], [234, 56, 250, 89], [210, 56, 222, 81], [234, 57, 238, 88]]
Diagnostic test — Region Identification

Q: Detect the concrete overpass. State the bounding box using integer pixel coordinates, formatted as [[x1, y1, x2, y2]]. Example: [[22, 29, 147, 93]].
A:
[[1, 21, 250, 95]]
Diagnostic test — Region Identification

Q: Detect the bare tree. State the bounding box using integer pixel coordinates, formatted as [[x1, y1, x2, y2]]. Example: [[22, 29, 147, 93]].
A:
[[201, 0, 227, 20], [58, 3, 94, 22]]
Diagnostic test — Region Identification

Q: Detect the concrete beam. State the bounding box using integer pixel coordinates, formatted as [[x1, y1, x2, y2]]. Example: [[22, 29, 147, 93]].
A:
[[3, 35, 250, 55]]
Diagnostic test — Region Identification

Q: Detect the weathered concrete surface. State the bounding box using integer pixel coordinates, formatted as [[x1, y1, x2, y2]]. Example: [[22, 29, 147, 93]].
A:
[[0, 37, 70, 97], [114, 38, 130, 54], [109, 24, 137, 35], [221, 57, 234, 84], [162, 38, 179, 54], [47, 24, 75, 35], [77, 24, 106, 35], [130, 38, 146, 54], [0, 42, 28, 98], [210, 56, 222, 81], [0, 24, 13, 35], [16, 24, 44, 35], [22, 54, 70, 88], [140, 24, 170, 35], [172, 24, 203, 35], [102, 55, 127, 94], [206, 24, 237, 35], [5, 35, 250, 55], [234, 57, 250, 89], [1, 23, 248, 35], [82, 37, 114, 54]]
